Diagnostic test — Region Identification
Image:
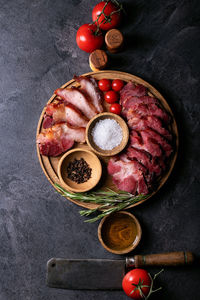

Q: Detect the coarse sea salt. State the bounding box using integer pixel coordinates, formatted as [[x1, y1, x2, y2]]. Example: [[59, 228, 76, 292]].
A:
[[92, 118, 123, 150]]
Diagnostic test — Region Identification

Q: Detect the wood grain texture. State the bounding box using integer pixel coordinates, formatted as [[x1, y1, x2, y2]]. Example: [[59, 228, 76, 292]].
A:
[[36, 70, 179, 210], [134, 252, 194, 267]]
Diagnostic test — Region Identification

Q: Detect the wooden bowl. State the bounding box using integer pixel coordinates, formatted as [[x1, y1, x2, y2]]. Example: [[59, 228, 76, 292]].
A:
[[57, 148, 102, 193], [86, 112, 129, 156], [98, 211, 142, 255]]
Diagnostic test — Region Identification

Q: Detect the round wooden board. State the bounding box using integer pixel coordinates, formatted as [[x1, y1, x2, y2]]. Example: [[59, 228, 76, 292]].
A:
[[36, 70, 178, 210]]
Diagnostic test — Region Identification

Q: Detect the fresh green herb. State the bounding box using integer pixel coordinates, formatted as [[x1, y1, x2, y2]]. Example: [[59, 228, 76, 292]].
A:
[[55, 183, 150, 223]]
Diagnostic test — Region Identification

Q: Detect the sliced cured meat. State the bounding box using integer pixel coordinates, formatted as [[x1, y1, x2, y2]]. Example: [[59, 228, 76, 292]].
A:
[[45, 101, 88, 128], [43, 116, 53, 129], [120, 82, 147, 106], [123, 96, 158, 110], [107, 154, 149, 194], [126, 103, 170, 124], [55, 87, 97, 119], [37, 123, 85, 156], [74, 75, 103, 113], [128, 115, 172, 140], [140, 129, 173, 157], [130, 130, 163, 157], [127, 146, 162, 176]]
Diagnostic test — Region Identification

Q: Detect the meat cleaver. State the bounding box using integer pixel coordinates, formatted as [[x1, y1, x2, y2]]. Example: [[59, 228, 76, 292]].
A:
[[46, 251, 194, 290]]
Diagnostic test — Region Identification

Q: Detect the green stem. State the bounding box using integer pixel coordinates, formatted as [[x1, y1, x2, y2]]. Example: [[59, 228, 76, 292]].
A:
[[55, 183, 150, 223]]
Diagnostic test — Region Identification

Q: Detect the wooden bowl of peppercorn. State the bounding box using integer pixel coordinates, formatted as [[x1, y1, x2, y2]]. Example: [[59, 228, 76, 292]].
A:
[[58, 148, 102, 193]]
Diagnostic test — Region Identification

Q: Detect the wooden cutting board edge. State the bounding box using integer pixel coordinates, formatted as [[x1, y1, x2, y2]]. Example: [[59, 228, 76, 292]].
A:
[[36, 70, 179, 210]]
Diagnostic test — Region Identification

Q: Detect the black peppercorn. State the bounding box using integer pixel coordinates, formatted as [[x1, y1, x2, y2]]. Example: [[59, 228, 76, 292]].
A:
[[66, 158, 92, 184]]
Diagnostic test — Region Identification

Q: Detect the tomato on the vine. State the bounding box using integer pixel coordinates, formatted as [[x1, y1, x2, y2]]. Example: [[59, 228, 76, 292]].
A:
[[98, 79, 112, 91], [112, 79, 124, 91], [122, 269, 151, 299], [110, 103, 122, 115], [92, 1, 122, 31], [104, 90, 119, 103], [76, 24, 104, 53]]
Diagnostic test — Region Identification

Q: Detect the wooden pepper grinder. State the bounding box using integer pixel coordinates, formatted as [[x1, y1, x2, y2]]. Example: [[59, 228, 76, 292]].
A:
[[89, 49, 108, 72], [105, 29, 124, 53]]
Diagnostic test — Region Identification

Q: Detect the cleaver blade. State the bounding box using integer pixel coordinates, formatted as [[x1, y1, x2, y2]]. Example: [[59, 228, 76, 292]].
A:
[[47, 258, 125, 290], [47, 252, 194, 290]]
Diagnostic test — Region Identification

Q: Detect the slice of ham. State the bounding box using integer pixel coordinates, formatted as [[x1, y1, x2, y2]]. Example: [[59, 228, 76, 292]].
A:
[[128, 115, 172, 140], [43, 116, 53, 129], [120, 82, 147, 106], [74, 75, 103, 113], [130, 130, 163, 157], [140, 129, 173, 157], [125, 103, 170, 124], [123, 96, 158, 111], [45, 101, 88, 128], [127, 146, 162, 176], [107, 154, 149, 195], [37, 123, 85, 156], [55, 87, 97, 119]]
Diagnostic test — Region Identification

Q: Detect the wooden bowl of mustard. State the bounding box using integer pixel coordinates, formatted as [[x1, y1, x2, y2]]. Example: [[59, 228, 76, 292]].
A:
[[58, 148, 102, 193], [98, 211, 142, 255], [86, 112, 129, 157]]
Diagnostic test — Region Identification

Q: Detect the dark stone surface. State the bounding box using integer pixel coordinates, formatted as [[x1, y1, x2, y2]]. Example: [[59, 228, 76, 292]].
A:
[[0, 0, 200, 299]]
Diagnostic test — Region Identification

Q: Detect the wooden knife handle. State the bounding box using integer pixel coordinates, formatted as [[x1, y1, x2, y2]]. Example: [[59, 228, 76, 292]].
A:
[[126, 252, 194, 268]]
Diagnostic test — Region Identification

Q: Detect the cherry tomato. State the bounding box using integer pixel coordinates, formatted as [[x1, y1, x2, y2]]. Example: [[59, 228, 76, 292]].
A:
[[76, 24, 104, 53], [110, 103, 122, 115], [104, 90, 119, 104], [98, 79, 112, 91], [92, 1, 121, 31], [112, 79, 124, 92], [122, 269, 151, 299]]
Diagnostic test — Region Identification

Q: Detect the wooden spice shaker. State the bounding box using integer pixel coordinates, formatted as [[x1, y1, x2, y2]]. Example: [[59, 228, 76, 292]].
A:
[[89, 49, 108, 72], [105, 29, 124, 53]]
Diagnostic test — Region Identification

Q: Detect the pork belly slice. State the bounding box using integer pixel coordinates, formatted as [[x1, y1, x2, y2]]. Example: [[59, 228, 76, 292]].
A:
[[127, 146, 162, 176], [37, 123, 85, 157], [55, 87, 97, 119], [74, 75, 103, 113], [45, 101, 89, 128], [128, 115, 172, 140], [140, 129, 173, 157], [107, 154, 149, 195], [130, 130, 163, 157], [125, 103, 170, 124], [120, 82, 147, 105]]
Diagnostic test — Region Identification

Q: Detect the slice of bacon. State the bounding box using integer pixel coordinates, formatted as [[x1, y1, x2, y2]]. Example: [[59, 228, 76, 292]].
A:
[[37, 123, 85, 157], [55, 87, 97, 119], [45, 101, 88, 128], [107, 154, 149, 195], [74, 75, 103, 113]]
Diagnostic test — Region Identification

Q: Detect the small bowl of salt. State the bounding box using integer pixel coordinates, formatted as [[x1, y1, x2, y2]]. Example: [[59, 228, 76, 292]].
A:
[[86, 112, 129, 156]]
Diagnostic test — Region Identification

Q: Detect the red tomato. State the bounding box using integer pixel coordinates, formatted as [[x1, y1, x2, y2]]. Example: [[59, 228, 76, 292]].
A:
[[122, 269, 151, 299], [98, 79, 112, 91], [92, 1, 121, 31], [76, 24, 104, 53], [112, 79, 124, 92], [104, 90, 119, 103], [110, 103, 122, 115]]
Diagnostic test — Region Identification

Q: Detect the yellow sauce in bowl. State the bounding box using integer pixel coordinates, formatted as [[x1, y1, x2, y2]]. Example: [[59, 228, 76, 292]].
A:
[[99, 211, 141, 254]]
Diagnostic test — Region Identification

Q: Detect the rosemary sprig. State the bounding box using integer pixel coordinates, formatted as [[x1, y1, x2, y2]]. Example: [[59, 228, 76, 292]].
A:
[[55, 184, 150, 223]]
